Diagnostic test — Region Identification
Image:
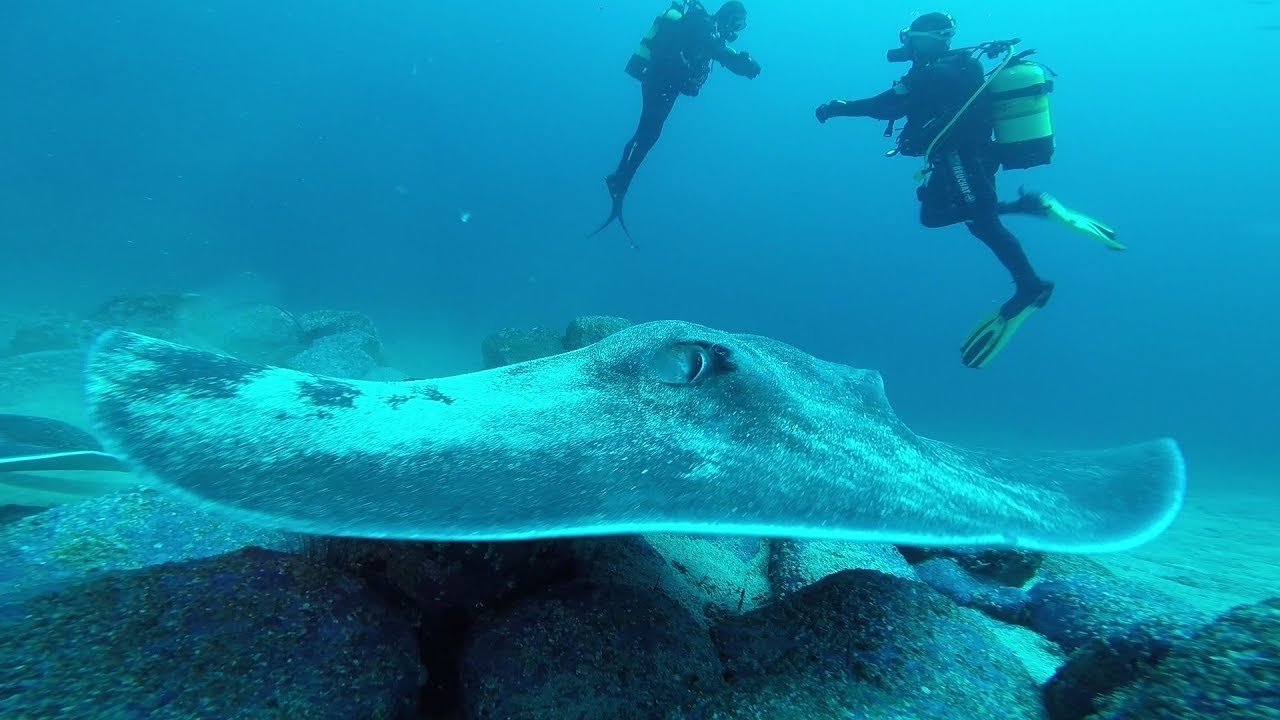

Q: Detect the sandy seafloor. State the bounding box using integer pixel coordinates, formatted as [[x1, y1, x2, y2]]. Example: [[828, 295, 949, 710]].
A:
[[1094, 477, 1278, 618]]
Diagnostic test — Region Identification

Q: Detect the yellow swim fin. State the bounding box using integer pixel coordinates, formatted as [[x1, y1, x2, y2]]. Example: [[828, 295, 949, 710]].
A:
[[960, 283, 1054, 369], [1015, 189, 1126, 251]]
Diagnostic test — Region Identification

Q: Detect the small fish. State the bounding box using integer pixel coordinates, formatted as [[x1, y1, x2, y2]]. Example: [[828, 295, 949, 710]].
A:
[[459, 211, 472, 223]]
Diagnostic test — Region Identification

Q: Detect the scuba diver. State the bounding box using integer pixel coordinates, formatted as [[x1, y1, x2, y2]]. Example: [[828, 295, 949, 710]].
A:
[[814, 12, 1124, 369], [589, 1, 761, 248]]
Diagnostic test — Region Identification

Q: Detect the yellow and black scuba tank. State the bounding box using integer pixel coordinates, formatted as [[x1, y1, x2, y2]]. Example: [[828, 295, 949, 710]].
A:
[[625, 3, 687, 80], [907, 42, 1059, 182], [987, 55, 1056, 170]]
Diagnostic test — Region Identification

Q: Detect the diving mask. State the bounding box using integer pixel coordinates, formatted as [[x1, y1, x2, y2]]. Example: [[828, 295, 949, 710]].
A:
[[898, 26, 956, 45], [720, 15, 746, 42]]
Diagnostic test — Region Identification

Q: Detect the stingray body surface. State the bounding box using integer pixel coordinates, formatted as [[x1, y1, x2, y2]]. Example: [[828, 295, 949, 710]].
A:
[[83, 322, 1186, 553]]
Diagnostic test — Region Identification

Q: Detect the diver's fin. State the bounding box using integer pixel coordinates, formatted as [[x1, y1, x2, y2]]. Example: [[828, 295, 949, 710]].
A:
[[617, 217, 637, 250], [586, 180, 639, 250], [1016, 188, 1126, 251], [586, 211, 617, 240], [960, 283, 1054, 369]]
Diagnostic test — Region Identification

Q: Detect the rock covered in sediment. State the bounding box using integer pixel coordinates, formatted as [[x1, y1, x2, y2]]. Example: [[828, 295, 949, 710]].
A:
[[461, 578, 723, 719], [693, 569, 1048, 720], [0, 547, 423, 719]]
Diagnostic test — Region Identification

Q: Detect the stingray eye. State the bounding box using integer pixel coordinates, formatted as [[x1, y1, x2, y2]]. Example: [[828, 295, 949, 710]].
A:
[[652, 342, 736, 385], [687, 347, 707, 382], [652, 342, 722, 385]]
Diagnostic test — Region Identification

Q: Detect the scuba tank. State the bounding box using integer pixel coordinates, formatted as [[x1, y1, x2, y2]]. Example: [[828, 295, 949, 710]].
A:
[[907, 40, 1058, 181], [987, 59, 1056, 169], [625, 3, 688, 80]]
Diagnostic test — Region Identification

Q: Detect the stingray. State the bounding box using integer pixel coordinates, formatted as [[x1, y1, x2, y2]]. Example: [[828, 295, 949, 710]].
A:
[[0, 413, 130, 474], [82, 322, 1186, 553]]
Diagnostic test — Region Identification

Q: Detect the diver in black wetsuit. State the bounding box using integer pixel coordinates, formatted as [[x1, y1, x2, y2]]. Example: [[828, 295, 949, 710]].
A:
[[590, 1, 761, 247], [815, 12, 1121, 369]]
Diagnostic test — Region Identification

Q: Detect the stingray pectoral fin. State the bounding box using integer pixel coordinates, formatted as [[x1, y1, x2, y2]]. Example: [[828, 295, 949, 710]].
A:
[[0, 413, 131, 473], [84, 327, 1187, 551], [899, 436, 1187, 553], [0, 443, 131, 473]]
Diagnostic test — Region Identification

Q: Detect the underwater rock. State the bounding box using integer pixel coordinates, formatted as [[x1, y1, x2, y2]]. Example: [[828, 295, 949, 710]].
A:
[[297, 309, 378, 341], [0, 487, 289, 605], [698, 569, 1047, 720], [301, 536, 572, 619], [88, 291, 197, 341], [4, 313, 96, 355], [570, 534, 772, 625], [913, 557, 1032, 624], [1026, 556, 1210, 655], [460, 578, 723, 719], [287, 331, 379, 379], [767, 539, 918, 598], [0, 547, 422, 719], [647, 535, 770, 618], [479, 326, 565, 369], [200, 302, 302, 366], [564, 315, 634, 350], [1086, 596, 1280, 720], [302, 535, 575, 712], [1025, 555, 1212, 718], [476, 315, 634, 370], [1043, 634, 1167, 720], [898, 545, 1043, 586], [365, 366, 410, 382], [295, 309, 386, 363]]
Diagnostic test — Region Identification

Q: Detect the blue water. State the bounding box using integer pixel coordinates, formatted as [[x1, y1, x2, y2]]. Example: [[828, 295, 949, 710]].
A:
[[2, 0, 1277, 479]]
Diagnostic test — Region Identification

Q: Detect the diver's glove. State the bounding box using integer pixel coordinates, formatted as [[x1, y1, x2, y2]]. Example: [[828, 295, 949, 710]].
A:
[[729, 51, 760, 79], [815, 101, 843, 124]]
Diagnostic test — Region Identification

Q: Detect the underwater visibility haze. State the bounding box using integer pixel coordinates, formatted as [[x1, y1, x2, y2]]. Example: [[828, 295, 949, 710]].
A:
[[0, 0, 1277, 718]]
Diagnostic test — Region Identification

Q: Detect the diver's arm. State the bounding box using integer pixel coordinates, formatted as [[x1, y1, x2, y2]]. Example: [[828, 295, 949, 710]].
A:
[[815, 86, 907, 123], [713, 44, 760, 78]]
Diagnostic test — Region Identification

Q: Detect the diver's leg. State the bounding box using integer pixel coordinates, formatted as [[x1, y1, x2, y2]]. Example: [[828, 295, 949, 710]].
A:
[[917, 150, 980, 229], [958, 210, 1055, 368], [953, 155, 1057, 367], [995, 186, 1043, 216], [918, 182, 963, 228], [966, 213, 1049, 302], [997, 187, 1125, 250], [608, 83, 678, 198], [972, 158, 1051, 300]]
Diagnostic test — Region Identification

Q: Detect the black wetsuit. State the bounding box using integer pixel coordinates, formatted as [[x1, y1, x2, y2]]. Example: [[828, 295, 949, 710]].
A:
[[607, 5, 759, 204], [823, 50, 1049, 305]]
